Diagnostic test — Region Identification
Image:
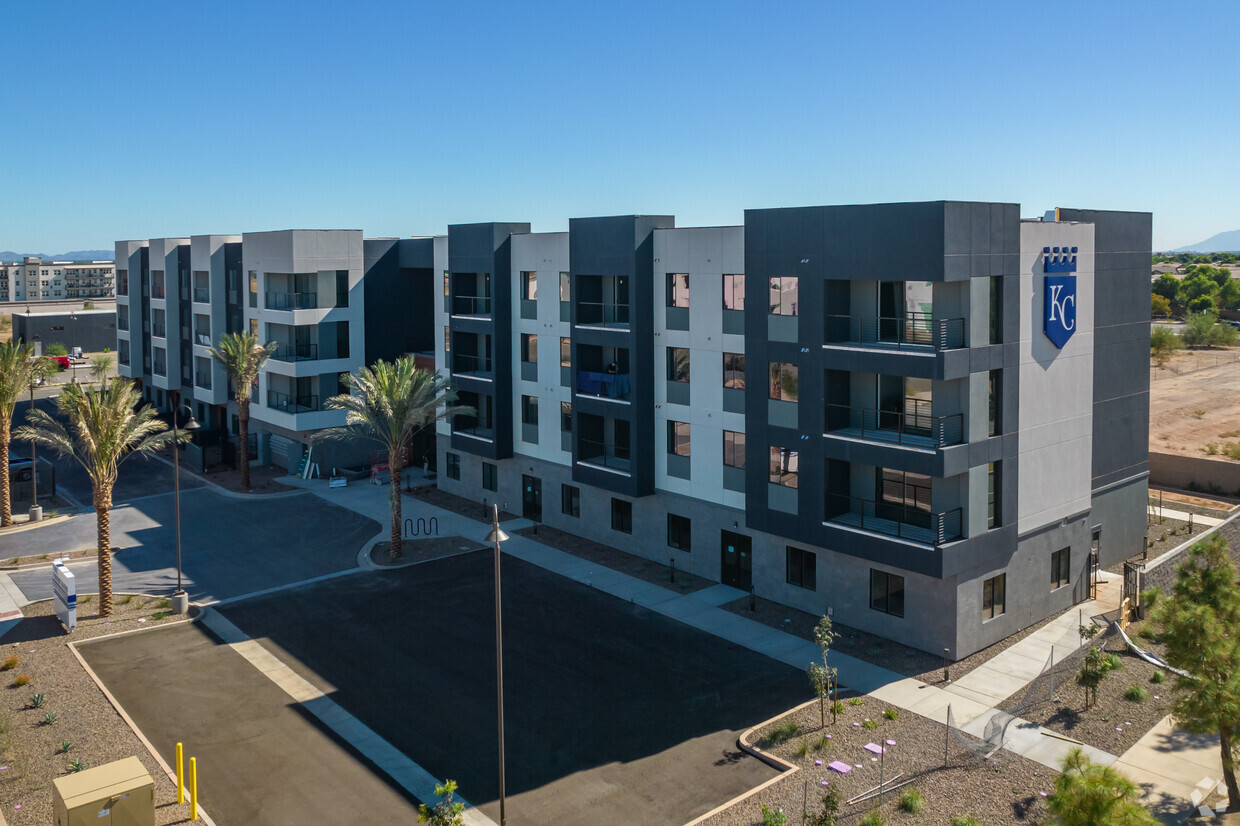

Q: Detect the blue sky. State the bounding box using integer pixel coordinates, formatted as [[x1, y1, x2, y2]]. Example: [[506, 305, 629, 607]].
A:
[[2, 0, 1236, 252]]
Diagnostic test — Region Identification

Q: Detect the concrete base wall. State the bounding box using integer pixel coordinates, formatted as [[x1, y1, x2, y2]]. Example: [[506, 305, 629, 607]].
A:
[[1149, 452, 1240, 497]]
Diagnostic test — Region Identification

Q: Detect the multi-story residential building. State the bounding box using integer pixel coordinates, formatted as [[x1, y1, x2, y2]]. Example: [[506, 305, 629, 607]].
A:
[[1, 257, 115, 302], [435, 202, 1151, 659]]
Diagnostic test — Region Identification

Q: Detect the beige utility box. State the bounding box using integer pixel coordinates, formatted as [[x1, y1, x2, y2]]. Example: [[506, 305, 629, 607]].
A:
[[52, 756, 155, 826]]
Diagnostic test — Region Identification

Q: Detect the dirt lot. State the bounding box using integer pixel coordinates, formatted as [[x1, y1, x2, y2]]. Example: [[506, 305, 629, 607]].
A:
[[1150, 345, 1240, 458]]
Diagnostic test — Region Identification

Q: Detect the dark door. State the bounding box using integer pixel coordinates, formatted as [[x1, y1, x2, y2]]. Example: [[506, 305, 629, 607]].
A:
[[878, 281, 904, 343], [522, 475, 542, 521], [721, 530, 752, 590]]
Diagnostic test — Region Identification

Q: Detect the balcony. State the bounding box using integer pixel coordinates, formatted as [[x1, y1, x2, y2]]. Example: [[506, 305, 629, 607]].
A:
[[272, 343, 319, 362], [825, 402, 964, 448], [451, 353, 493, 379], [576, 301, 629, 329], [267, 391, 319, 413], [195, 332, 212, 347], [193, 287, 210, 303], [452, 422, 496, 442], [577, 437, 632, 474], [151, 284, 165, 299], [118, 353, 130, 366], [266, 291, 318, 311], [824, 494, 962, 546], [576, 370, 631, 401], [451, 295, 492, 316], [825, 313, 966, 351]]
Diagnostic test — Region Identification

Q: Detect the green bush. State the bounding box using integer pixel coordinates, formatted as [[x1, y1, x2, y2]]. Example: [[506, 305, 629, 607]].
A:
[[1105, 652, 1124, 671], [950, 817, 981, 826], [1150, 325, 1181, 365], [848, 697, 865, 706], [1, 655, 17, 671], [761, 804, 788, 826], [1124, 685, 1149, 702], [793, 740, 809, 757], [862, 719, 878, 730], [860, 811, 885, 826], [767, 720, 801, 745], [898, 788, 924, 813], [45, 343, 68, 357], [1151, 670, 1165, 684], [882, 708, 898, 721]]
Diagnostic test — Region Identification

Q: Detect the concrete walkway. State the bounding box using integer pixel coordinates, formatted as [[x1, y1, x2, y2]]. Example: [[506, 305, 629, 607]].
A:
[[1115, 715, 1227, 820], [1149, 505, 1225, 528]]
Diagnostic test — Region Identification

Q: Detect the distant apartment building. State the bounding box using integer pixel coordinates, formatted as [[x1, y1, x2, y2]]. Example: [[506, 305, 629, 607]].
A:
[[1, 257, 115, 302]]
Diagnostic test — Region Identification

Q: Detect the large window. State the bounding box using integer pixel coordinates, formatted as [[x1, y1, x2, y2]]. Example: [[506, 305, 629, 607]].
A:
[[668, 514, 691, 551], [988, 462, 1000, 529], [521, 270, 537, 300], [769, 446, 798, 487], [878, 469, 931, 512], [983, 574, 1006, 620], [1051, 549, 1070, 590], [666, 273, 689, 308], [989, 370, 1002, 437], [562, 484, 580, 518], [482, 462, 497, 492], [521, 395, 538, 426], [786, 547, 817, 590], [611, 498, 632, 534], [667, 421, 690, 457], [559, 271, 570, 302], [723, 353, 745, 389], [768, 362, 798, 402], [668, 347, 690, 382], [870, 570, 905, 617], [723, 274, 745, 310], [769, 276, 798, 316], [561, 401, 572, 432], [446, 452, 460, 481], [560, 337, 571, 367], [990, 276, 1003, 345], [248, 270, 257, 308], [724, 431, 746, 468], [521, 334, 538, 363]]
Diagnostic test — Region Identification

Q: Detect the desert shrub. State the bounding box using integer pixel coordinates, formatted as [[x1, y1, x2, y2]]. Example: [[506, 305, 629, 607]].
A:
[[1151, 670, 1165, 684], [898, 788, 924, 814], [862, 719, 878, 730], [1, 655, 17, 671], [10, 674, 30, 687], [794, 740, 809, 757], [848, 697, 865, 706], [950, 817, 981, 826], [766, 720, 800, 745], [1124, 685, 1149, 702], [46, 343, 68, 356], [882, 708, 898, 721], [760, 804, 788, 826], [860, 811, 885, 826]]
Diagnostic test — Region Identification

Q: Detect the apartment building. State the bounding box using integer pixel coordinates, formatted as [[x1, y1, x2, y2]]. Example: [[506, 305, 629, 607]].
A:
[[435, 203, 1151, 659], [116, 230, 435, 469], [1, 257, 115, 302]]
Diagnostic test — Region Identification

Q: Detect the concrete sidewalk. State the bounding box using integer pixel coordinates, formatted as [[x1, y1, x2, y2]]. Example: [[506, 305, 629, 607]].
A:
[[1149, 505, 1225, 528]]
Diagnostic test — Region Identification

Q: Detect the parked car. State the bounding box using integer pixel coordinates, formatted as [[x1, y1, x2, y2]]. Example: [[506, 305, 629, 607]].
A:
[[9, 457, 34, 483], [49, 356, 70, 371]]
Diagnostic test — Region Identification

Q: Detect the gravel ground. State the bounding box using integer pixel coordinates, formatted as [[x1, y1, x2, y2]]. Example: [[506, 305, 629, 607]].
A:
[[408, 486, 519, 522], [513, 524, 716, 594], [0, 597, 205, 825], [702, 698, 1053, 826], [369, 536, 487, 566], [1148, 492, 1237, 518]]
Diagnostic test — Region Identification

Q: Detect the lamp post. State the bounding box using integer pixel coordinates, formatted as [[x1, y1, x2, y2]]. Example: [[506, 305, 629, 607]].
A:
[[68, 311, 78, 383], [27, 372, 41, 523], [484, 505, 510, 825], [171, 402, 200, 615]]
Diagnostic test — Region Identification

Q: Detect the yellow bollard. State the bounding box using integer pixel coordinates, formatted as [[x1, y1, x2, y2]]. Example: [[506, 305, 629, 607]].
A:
[[176, 742, 184, 804], [190, 756, 198, 820]]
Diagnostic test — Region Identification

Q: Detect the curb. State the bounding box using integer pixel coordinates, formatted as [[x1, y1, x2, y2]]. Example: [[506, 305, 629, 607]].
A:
[[149, 453, 306, 501]]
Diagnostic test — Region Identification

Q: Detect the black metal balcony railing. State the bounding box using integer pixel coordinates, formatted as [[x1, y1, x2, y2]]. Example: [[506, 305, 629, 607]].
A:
[[451, 353, 493, 377], [267, 391, 319, 413], [825, 313, 966, 351], [152, 324, 166, 338], [273, 343, 319, 362], [265, 291, 318, 311], [576, 370, 631, 400], [825, 493, 962, 545], [193, 287, 210, 303], [451, 295, 492, 315], [825, 401, 964, 448], [576, 302, 630, 328], [577, 437, 632, 472]]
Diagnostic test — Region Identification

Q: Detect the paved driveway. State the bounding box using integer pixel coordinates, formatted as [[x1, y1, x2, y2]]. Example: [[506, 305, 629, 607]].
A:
[[7, 487, 379, 603]]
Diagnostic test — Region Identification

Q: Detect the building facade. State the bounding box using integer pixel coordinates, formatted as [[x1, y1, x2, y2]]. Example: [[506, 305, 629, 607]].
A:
[[1, 257, 115, 302], [434, 202, 1151, 659]]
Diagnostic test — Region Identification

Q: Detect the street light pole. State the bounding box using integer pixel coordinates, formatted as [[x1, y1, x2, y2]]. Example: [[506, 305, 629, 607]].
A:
[[28, 379, 40, 522], [485, 505, 510, 826], [68, 311, 77, 383], [171, 402, 200, 615]]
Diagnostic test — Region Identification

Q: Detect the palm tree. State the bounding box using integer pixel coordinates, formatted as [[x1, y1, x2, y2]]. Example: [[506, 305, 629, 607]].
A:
[[0, 341, 45, 527], [209, 332, 275, 491], [90, 354, 112, 388], [315, 358, 471, 559], [15, 380, 183, 617]]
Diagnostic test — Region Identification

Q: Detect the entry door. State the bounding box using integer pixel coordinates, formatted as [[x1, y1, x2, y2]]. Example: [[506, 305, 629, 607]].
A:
[[522, 475, 542, 521], [720, 530, 752, 590], [878, 281, 903, 342]]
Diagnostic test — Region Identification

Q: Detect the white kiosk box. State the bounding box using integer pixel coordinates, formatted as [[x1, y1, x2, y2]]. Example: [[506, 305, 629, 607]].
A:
[[52, 559, 76, 631]]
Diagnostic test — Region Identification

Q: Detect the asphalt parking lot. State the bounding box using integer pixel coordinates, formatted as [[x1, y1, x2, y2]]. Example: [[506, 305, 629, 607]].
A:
[[85, 551, 808, 825]]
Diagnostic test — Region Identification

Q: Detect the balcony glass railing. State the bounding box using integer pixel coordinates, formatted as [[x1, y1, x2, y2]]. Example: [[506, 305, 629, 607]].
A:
[[825, 401, 964, 448], [576, 302, 630, 328], [825, 313, 966, 351], [577, 437, 632, 472], [195, 332, 212, 347], [267, 390, 319, 413], [153, 361, 167, 376], [195, 372, 212, 389], [576, 370, 631, 400], [152, 324, 166, 338], [193, 287, 210, 303], [451, 422, 496, 441], [273, 343, 319, 362], [824, 493, 962, 545], [451, 295, 492, 315], [451, 353, 493, 377], [265, 291, 318, 310]]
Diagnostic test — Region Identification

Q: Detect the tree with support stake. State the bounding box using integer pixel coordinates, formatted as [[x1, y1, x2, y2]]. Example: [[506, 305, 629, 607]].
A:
[[807, 614, 838, 727]]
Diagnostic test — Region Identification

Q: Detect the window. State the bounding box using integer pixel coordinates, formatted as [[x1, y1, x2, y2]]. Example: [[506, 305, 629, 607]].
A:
[[337, 321, 350, 359], [878, 469, 931, 512], [560, 337, 571, 367], [248, 270, 257, 308], [723, 353, 745, 389], [561, 401, 572, 432], [983, 574, 1006, 620], [482, 462, 497, 492], [443, 270, 449, 297], [723, 431, 746, 468], [668, 514, 691, 551], [768, 362, 798, 402], [667, 421, 690, 457], [521, 334, 538, 363], [667, 347, 690, 382], [988, 370, 1002, 437], [870, 570, 905, 617], [249, 318, 258, 336], [611, 498, 632, 533], [1051, 549, 1070, 590], [769, 446, 798, 487], [521, 395, 538, 426], [446, 452, 460, 481], [769, 276, 798, 315], [522, 270, 537, 300], [786, 547, 816, 590], [444, 327, 450, 353], [559, 272, 570, 302], [988, 462, 1000, 529], [723, 274, 745, 310], [562, 484, 580, 517], [989, 276, 1003, 345], [666, 273, 689, 308]]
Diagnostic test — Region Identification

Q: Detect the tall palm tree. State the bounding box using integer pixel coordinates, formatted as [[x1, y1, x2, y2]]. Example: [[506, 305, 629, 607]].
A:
[[15, 380, 183, 617], [90, 354, 112, 388], [209, 332, 275, 491], [0, 341, 44, 527], [315, 358, 471, 559]]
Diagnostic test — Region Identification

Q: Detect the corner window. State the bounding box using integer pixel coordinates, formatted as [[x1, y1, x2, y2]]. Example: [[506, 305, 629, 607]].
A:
[[667, 347, 690, 382], [768, 362, 798, 402], [559, 272, 570, 302], [983, 574, 1006, 620], [1051, 549, 1070, 590], [667, 421, 690, 457], [521, 334, 538, 363], [870, 570, 905, 618], [521, 395, 538, 426], [723, 353, 745, 389], [769, 446, 798, 487], [521, 270, 537, 300], [562, 484, 580, 518], [723, 431, 746, 469], [611, 498, 632, 534], [446, 452, 460, 481], [560, 337, 571, 367], [786, 547, 816, 591], [666, 273, 689, 308], [769, 276, 798, 316], [482, 462, 497, 492], [668, 514, 691, 551], [723, 274, 745, 310]]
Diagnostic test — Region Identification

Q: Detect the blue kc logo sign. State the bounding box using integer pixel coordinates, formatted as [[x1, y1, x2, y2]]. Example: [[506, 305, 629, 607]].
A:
[[1044, 275, 1077, 348]]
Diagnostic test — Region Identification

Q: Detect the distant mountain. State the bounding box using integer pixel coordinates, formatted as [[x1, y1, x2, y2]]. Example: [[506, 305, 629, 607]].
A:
[[0, 249, 112, 261], [1171, 230, 1240, 253]]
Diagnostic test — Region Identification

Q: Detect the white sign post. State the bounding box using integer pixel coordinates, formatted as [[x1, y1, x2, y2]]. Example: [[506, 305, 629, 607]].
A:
[[52, 560, 76, 631]]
